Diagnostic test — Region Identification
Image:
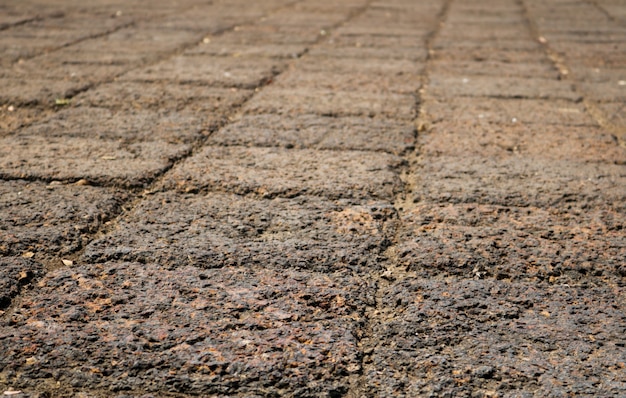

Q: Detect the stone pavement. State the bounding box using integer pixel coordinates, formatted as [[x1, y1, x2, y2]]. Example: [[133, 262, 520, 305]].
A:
[[1, 0, 625, 396]]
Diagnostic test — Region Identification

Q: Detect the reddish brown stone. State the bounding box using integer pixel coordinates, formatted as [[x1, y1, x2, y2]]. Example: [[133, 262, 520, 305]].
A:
[[0, 180, 128, 261], [0, 262, 371, 395], [161, 146, 404, 201]]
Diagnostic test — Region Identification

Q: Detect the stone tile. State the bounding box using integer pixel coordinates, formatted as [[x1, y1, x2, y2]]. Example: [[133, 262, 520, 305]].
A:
[[333, 25, 431, 37], [596, 102, 626, 129], [552, 41, 626, 68], [308, 46, 428, 61], [161, 146, 404, 201], [0, 106, 55, 136], [18, 107, 203, 143], [120, 55, 284, 89], [84, 192, 395, 272], [0, 262, 372, 395], [437, 25, 530, 40], [580, 81, 626, 102], [315, 118, 415, 154], [428, 74, 581, 101], [273, 68, 423, 94], [0, 180, 128, 260], [243, 88, 416, 119], [297, 57, 417, 75], [73, 82, 253, 117], [324, 34, 426, 49], [0, 36, 66, 65], [422, 97, 596, 126], [568, 66, 625, 83], [431, 60, 558, 79], [204, 25, 320, 46], [368, 277, 626, 397], [408, 156, 626, 209], [208, 114, 325, 148], [396, 203, 626, 281], [9, 54, 128, 82], [0, 77, 89, 106], [185, 43, 307, 59], [209, 114, 415, 154], [0, 135, 190, 187], [420, 123, 625, 164], [431, 42, 543, 57], [259, 11, 346, 28]]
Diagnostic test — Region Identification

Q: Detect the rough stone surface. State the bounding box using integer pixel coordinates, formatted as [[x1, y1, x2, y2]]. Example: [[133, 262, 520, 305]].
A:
[[0, 134, 191, 187], [396, 202, 626, 282], [272, 68, 423, 94], [0, 180, 128, 261], [0, 262, 372, 396], [209, 114, 416, 154], [1, 0, 626, 396], [83, 192, 396, 272], [243, 88, 417, 119], [422, 97, 597, 126], [409, 156, 626, 208], [420, 123, 625, 163], [428, 74, 581, 100], [368, 278, 626, 397], [161, 146, 405, 201], [73, 83, 253, 115], [119, 56, 284, 89], [0, 258, 44, 311]]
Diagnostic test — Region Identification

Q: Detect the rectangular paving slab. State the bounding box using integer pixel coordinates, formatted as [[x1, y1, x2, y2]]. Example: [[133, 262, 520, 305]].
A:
[[210, 26, 320, 45], [419, 123, 625, 164], [83, 191, 395, 272], [9, 53, 128, 83], [0, 106, 55, 136], [0, 262, 372, 396], [185, 42, 307, 59], [160, 146, 404, 201], [367, 277, 626, 397], [428, 74, 581, 101], [0, 77, 89, 107], [209, 114, 416, 154], [73, 82, 252, 113], [272, 68, 423, 95], [243, 87, 417, 119], [0, 180, 128, 262], [119, 55, 284, 89], [18, 106, 205, 143], [395, 202, 626, 282], [431, 44, 544, 60], [409, 156, 626, 209], [308, 46, 428, 62], [296, 57, 419, 75], [432, 60, 558, 79], [0, 135, 190, 188]]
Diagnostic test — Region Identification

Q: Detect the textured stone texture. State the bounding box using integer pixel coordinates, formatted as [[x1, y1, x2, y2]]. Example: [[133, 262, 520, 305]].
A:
[[161, 146, 404, 201], [209, 114, 416, 154], [1, 0, 626, 397], [0, 180, 128, 261], [83, 192, 396, 273], [368, 278, 626, 397], [0, 263, 372, 396]]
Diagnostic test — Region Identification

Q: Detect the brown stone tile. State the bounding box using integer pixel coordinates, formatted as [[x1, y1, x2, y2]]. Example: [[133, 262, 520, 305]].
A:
[[161, 146, 404, 201]]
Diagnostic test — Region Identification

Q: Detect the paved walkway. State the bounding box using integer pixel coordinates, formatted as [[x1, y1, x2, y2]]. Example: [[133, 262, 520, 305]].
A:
[[1, 0, 625, 397]]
